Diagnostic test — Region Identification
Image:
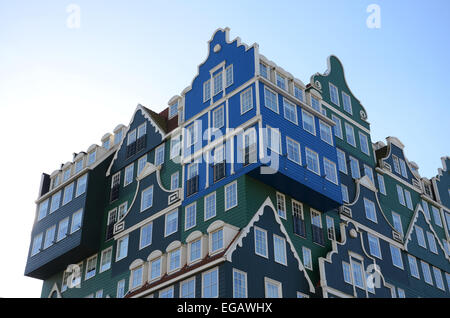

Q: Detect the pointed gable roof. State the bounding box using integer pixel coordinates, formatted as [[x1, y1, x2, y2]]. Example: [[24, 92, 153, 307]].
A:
[[224, 197, 316, 293]]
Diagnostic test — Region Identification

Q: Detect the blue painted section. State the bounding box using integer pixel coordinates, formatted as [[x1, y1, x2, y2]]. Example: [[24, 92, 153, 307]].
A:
[[383, 143, 418, 185], [184, 29, 255, 121]]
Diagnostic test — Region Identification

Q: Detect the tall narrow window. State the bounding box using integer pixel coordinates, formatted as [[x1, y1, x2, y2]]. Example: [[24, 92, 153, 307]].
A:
[[116, 236, 129, 261], [302, 110, 316, 135], [331, 115, 343, 139], [426, 231, 438, 254], [392, 212, 403, 236], [57, 218, 69, 241], [286, 137, 301, 164], [319, 121, 333, 145], [225, 182, 238, 211], [408, 255, 420, 279], [38, 199, 49, 221], [254, 227, 268, 258], [213, 72, 223, 96], [50, 191, 61, 213], [364, 165, 374, 184], [185, 203, 197, 230], [329, 83, 339, 105], [212, 106, 224, 129], [350, 259, 364, 289], [62, 183, 74, 206], [326, 216, 335, 241], [367, 233, 382, 259], [85, 255, 97, 280], [139, 223, 153, 249], [432, 206, 443, 227], [345, 123, 356, 147], [155, 144, 165, 166], [292, 200, 305, 237], [240, 87, 253, 114], [165, 210, 178, 237], [396, 185, 405, 206], [181, 278, 196, 298], [259, 63, 268, 79], [349, 156, 360, 179], [137, 155, 147, 175], [276, 73, 286, 90], [264, 87, 278, 113], [233, 269, 247, 298], [76, 174, 87, 197], [305, 148, 320, 175], [202, 268, 219, 298], [421, 261, 433, 285], [336, 149, 347, 174], [43, 226, 56, 249], [31, 233, 43, 256], [302, 247, 312, 270], [225, 65, 233, 87], [359, 132, 370, 155], [276, 193, 286, 219], [283, 98, 298, 124], [342, 92, 352, 114], [70, 209, 83, 233], [377, 173, 386, 195], [323, 158, 338, 184], [100, 248, 112, 273], [415, 226, 426, 248], [341, 184, 349, 203], [364, 198, 377, 223], [140, 186, 154, 212], [204, 192, 216, 220], [273, 235, 287, 265], [203, 79, 211, 102]]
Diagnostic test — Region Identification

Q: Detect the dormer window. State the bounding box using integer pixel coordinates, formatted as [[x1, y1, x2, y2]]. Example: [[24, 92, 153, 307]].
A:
[[169, 102, 178, 119], [114, 129, 123, 145], [52, 175, 60, 189], [260, 63, 269, 79], [210, 229, 224, 254], [276, 73, 286, 90], [63, 168, 71, 182], [294, 86, 304, 102], [88, 150, 96, 165], [102, 139, 110, 150], [75, 159, 84, 174]]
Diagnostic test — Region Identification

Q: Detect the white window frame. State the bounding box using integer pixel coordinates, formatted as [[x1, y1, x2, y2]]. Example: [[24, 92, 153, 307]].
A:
[[329, 82, 340, 106], [240, 87, 253, 114], [254, 226, 268, 258], [323, 158, 338, 185], [204, 192, 217, 221], [232, 268, 248, 298], [139, 222, 153, 250], [302, 109, 316, 136], [305, 147, 320, 175], [273, 234, 287, 266], [319, 120, 333, 146], [345, 123, 356, 147], [364, 198, 377, 223], [212, 105, 224, 129], [264, 86, 279, 113], [264, 277, 282, 298], [202, 267, 219, 298], [140, 185, 154, 212], [283, 98, 298, 125], [302, 246, 312, 270], [116, 235, 129, 261], [124, 163, 134, 187], [276, 192, 287, 219], [155, 143, 165, 166], [224, 181, 238, 211], [390, 244, 404, 269], [286, 137, 301, 165], [331, 115, 343, 139], [99, 247, 112, 273], [164, 210, 178, 237], [70, 209, 83, 234], [367, 233, 382, 259]]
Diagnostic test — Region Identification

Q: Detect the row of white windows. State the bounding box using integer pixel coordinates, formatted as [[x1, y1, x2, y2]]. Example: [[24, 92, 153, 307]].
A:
[[203, 65, 234, 103], [364, 232, 450, 292], [331, 114, 370, 155], [265, 126, 339, 185], [37, 174, 87, 222], [31, 209, 83, 257], [336, 148, 376, 183]]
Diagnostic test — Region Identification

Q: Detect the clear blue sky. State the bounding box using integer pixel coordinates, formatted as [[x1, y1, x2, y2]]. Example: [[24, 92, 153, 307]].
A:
[[0, 0, 449, 297]]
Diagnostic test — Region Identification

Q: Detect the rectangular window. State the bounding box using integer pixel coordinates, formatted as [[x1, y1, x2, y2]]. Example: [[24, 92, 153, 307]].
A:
[[225, 182, 238, 211], [283, 98, 298, 124], [70, 209, 83, 233], [140, 186, 154, 211], [50, 191, 61, 213], [415, 226, 427, 248], [311, 96, 322, 113], [203, 79, 211, 102], [170, 135, 181, 159], [364, 198, 377, 223], [180, 278, 196, 298], [342, 92, 352, 114], [359, 132, 370, 155], [254, 227, 268, 258], [43, 226, 56, 249], [426, 231, 438, 254], [150, 258, 161, 281], [131, 266, 143, 290], [240, 87, 253, 114], [396, 185, 406, 206], [127, 129, 137, 146], [233, 269, 247, 298], [421, 261, 433, 285], [319, 121, 333, 145], [341, 184, 349, 203], [169, 249, 181, 272], [202, 268, 219, 298], [225, 65, 233, 87], [165, 210, 178, 237], [324, 158, 338, 184], [137, 155, 147, 175], [155, 144, 165, 166], [397, 288, 405, 298], [367, 233, 382, 259], [294, 86, 304, 102], [63, 168, 71, 182], [75, 159, 83, 174], [399, 159, 408, 178], [212, 106, 224, 129], [329, 83, 340, 105], [342, 262, 352, 284], [85, 255, 97, 280], [38, 199, 49, 221], [377, 173, 386, 195], [189, 239, 201, 263], [302, 247, 312, 270], [204, 192, 216, 220], [349, 156, 360, 179], [350, 259, 364, 289], [137, 123, 146, 140], [264, 87, 278, 113], [273, 235, 287, 265], [302, 110, 316, 135], [116, 235, 129, 261], [260, 63, 268, 79], [276, 192, 286, 219], [118, 202, 128, 220], [160, 286, 174, 298], [75, 174, 87, 197], [326, 216, 335, 241], [389, 245, 403, 269], [117, 280, 126, 298], [404, 190, 413, 210], [88, 150, 96, 165], [169, 102, 178, 118], [421, 200, 430, 220], [276, 73, 286, 90], [62, 183, 74, 206], [292, 200, 305, 237], [57, 218, 69, 241], [187, 123, 198, 147], [408, 255, 420, 279], [211, 229, 224, 253], [392, 155, 401, 174], [392, 212, 403, 236], [185, 203, 197, 230], [213, 72, 223, 96], [331, 115, 343, 139], [364, 165, 374, 184], [432, 206, 443, 227], [286, 137, 301, 164], [139, 222, 153, 249], [265, 278, 282, 298], [433, 267, 445, 290], [336, 149, 347, 174], [31, 233, 43, 256], [124, 164, 134, 186], [345, 123, 356, 147], [100, 247, 112, 273], [266, 126, 281, 153], [305, 148, 320, 175]]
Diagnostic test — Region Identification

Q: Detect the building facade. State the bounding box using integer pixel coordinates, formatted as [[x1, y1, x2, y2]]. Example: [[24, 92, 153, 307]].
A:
[[25, 28, 450, 298]]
